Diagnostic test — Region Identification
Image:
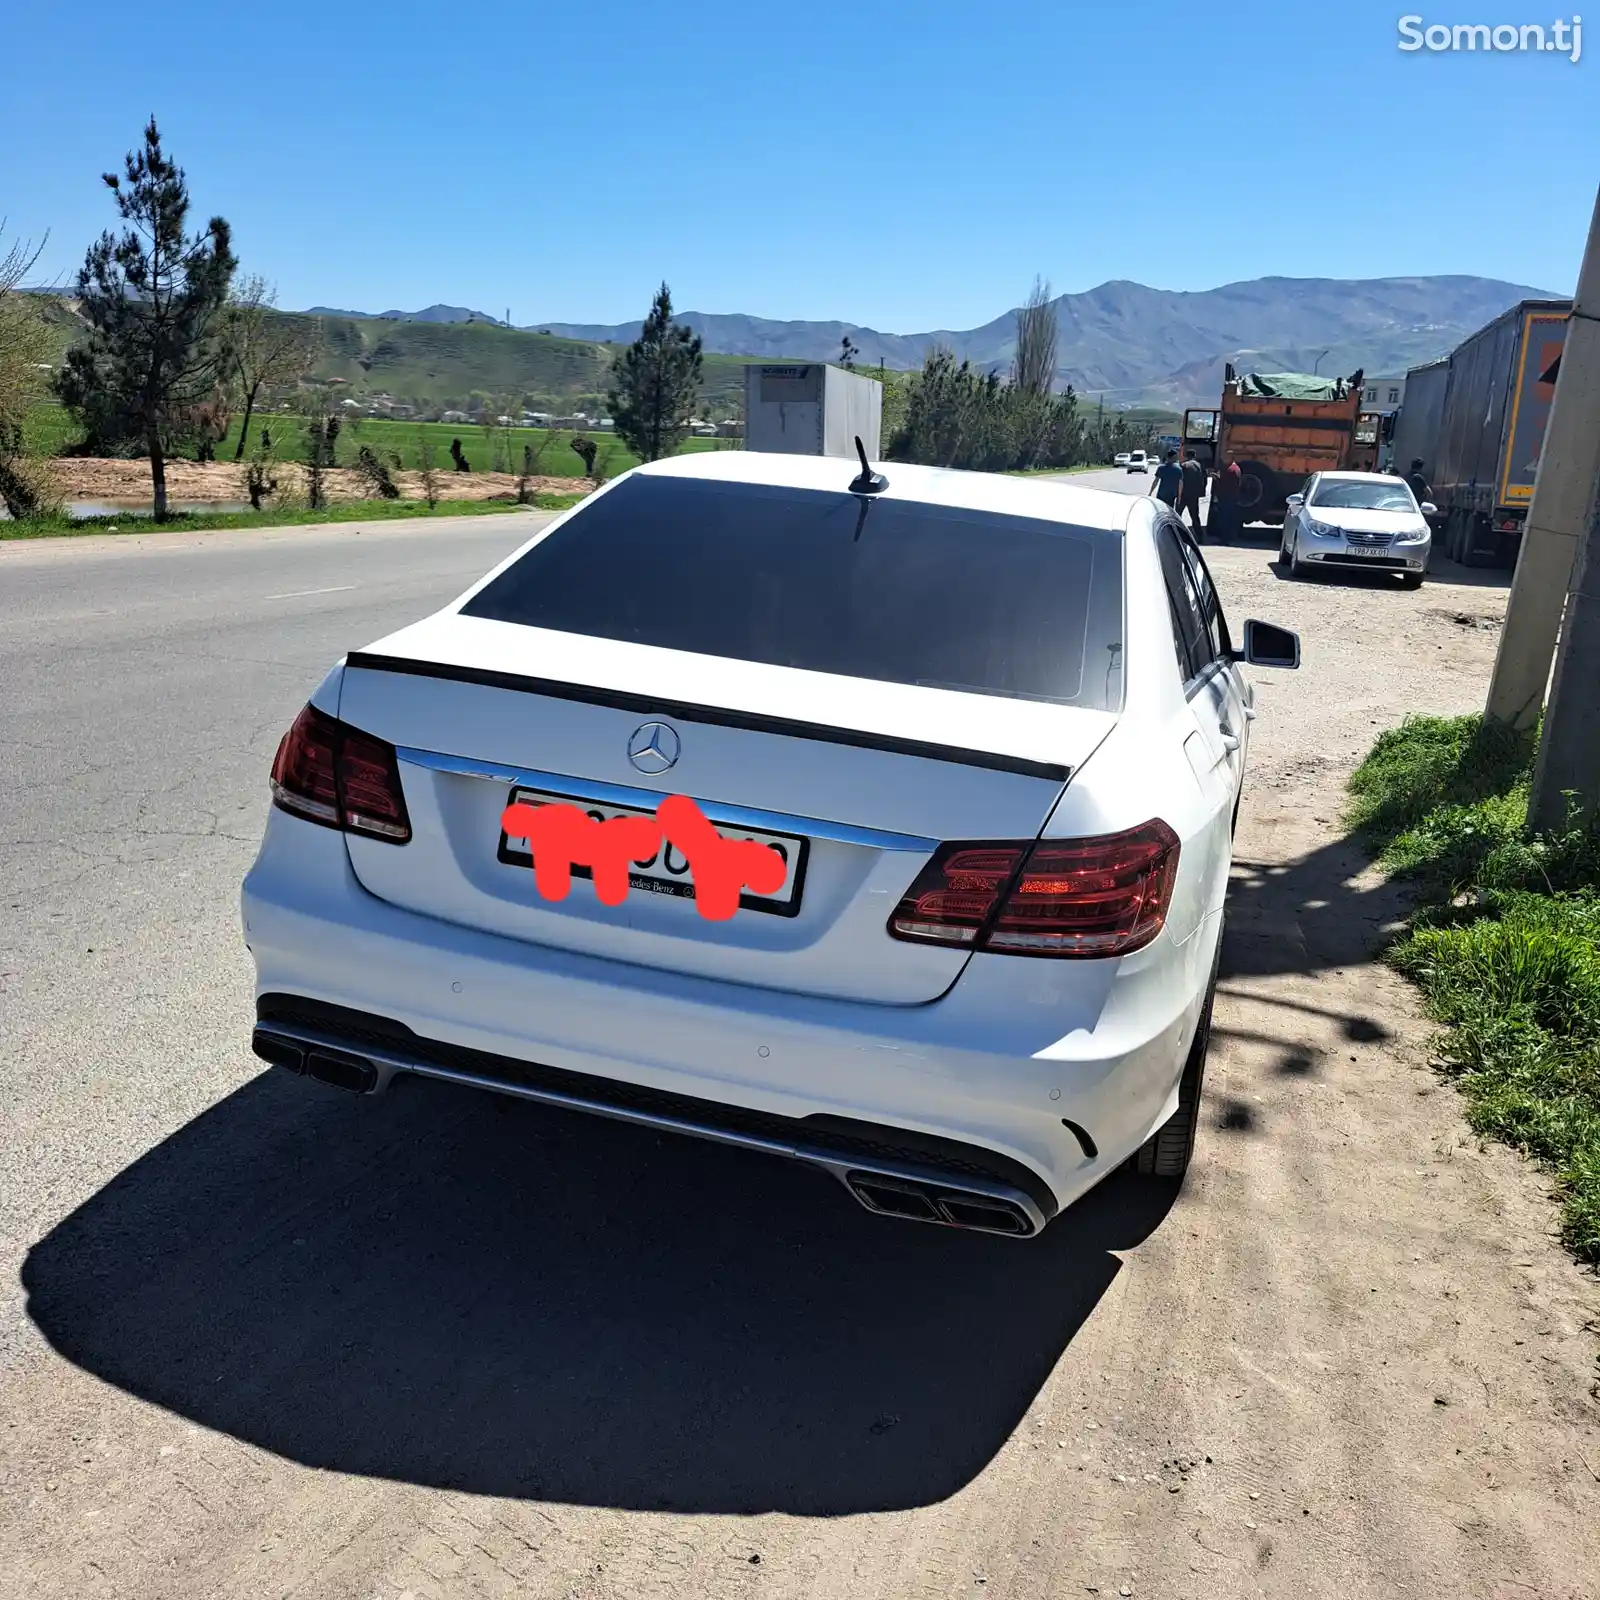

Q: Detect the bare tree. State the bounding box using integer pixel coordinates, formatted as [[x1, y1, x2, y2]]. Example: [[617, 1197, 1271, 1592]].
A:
[[416, 427, 439, 508], [225, 277, 317, 459], [1012, 276, 1058, 397], [0, 222, 56, 518], [0, 222, 50, 429]]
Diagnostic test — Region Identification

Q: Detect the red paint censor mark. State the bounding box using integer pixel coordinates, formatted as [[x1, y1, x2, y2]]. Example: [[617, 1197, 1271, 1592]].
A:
[[500, 795, 787, 921]]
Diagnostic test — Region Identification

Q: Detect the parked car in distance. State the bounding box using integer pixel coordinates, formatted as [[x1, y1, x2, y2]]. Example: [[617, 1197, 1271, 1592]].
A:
[[242, 451, 1300, 1241], [1126, 450, 1148, 473], [1279, 470, 1434, 588]]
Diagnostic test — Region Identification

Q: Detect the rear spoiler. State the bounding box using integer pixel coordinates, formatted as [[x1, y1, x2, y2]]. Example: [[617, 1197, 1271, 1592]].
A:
[[344, 652, 1073, 782]]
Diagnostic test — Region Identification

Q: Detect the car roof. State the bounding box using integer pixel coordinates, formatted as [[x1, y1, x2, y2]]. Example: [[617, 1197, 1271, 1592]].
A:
[[1314, 470, 1408, 483], [632, 449, 1134, 533]]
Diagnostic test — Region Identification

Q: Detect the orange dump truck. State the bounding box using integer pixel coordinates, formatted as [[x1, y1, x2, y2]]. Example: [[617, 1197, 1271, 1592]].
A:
[[1182, 365, 1368, 523]]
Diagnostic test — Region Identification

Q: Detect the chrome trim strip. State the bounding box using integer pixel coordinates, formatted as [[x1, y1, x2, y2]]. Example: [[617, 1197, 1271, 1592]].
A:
[[395, 745, 939, 853], [254, 1020, 1047, 1237]]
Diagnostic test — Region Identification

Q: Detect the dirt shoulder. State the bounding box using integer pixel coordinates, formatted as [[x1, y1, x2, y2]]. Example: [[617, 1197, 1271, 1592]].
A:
[[45, 455, 592, 505], [0, 542, 1595, 1600]]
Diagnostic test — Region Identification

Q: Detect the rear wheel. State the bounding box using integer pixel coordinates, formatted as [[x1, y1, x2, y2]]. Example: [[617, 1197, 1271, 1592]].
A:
[[1133, 945, 1219, 1181]]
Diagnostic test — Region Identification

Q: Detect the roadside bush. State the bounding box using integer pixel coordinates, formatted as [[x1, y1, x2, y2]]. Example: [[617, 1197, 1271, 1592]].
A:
[[1351, 712, 1600, 1263], [354, 444, 401, 500]]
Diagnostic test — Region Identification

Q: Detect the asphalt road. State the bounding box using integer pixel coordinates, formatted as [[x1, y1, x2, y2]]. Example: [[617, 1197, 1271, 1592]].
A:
[[0, 509, 559, 1368], [3, 496, 1596, 1600]]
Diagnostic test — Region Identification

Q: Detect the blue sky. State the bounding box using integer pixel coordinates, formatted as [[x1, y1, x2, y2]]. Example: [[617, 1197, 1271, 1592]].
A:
[[2, 0, 1592, 330]]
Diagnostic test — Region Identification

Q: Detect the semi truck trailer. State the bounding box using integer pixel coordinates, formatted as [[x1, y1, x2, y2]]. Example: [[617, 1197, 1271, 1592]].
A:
[[1395, 299, 1571, 568]]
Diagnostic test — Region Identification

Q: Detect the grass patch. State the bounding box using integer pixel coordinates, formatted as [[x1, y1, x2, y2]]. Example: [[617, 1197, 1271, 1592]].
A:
[[1348, 713, 1600, 1263], [25, 404, 740, 479], [0, 494, 585, 540]]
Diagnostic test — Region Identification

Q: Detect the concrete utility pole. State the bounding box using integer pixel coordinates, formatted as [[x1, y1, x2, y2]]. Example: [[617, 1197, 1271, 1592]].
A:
[[1522, 185, 1600, 832], [1484, 184, 1600, 734]]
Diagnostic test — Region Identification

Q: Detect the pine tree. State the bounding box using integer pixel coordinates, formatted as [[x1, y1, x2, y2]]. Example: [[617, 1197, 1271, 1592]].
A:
[[607, 284, 702, 463], [56, 118, 235, 518]]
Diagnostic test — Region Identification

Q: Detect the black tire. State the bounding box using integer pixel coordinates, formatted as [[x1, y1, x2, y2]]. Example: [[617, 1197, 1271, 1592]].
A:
[[1236, 461, 1275, 518], [1133, 941, 1219, 1181], [1400, 571, 1424, 590]]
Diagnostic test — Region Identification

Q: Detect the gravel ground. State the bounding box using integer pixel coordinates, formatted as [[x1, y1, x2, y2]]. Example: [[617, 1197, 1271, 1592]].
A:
[[0, 494, 1596, 1600]]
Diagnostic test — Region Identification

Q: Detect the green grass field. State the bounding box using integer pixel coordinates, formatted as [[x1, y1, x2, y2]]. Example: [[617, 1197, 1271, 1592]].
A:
[[24, 404, 740, 478]]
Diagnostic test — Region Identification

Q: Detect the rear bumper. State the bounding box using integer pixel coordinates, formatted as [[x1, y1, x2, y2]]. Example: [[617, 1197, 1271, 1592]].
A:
[[240, 812, 1216, 1231]]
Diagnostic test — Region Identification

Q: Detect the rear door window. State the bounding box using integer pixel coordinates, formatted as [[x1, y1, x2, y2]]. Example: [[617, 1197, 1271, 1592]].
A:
[[1176, 528, 1232, 660], [1156, 521, 1213, 685], [460, 475, 1127, 710]]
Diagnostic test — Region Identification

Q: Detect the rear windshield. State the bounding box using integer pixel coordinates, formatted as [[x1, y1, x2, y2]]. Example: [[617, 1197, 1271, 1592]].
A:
[[460, 475, 1125, 709], [1311, 479, 1417, 512]]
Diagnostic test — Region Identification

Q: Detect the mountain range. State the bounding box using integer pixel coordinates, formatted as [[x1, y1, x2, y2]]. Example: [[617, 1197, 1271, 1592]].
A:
[[305, 303, 511, 328], [299, 274, 1565, 408]]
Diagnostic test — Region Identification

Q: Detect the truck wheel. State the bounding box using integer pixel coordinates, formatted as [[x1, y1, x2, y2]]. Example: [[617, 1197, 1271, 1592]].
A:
[[1133, 940, 1219, 1182], [1236, 461, 1275, 520]]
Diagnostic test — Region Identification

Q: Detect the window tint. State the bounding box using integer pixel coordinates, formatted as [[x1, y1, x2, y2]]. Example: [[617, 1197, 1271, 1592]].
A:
[[460, 475, 1126, 709], [1156, 521, 1211, 683], [1177, 529, 1230, 660]]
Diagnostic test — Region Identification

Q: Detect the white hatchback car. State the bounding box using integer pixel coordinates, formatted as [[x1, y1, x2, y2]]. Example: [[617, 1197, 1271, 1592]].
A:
[[1280, 470, 1435, 588], [242, 451, 1299, 1238]]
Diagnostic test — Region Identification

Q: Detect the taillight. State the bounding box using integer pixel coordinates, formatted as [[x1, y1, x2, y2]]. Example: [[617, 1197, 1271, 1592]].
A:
[[888, 820, 1179, 959], [270, 703, 411, 844]]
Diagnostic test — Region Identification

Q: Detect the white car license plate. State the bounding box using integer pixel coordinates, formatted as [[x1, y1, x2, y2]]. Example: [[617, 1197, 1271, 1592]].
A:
[[498, 788, 809, 917]]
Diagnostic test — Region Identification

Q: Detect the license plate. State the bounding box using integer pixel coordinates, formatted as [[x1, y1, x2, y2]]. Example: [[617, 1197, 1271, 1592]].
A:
[[1345, 541, 1393, 556], [498, 788, 809, 917]]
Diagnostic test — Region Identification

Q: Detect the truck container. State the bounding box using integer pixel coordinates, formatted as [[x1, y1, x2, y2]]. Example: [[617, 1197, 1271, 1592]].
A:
[[1388, 358, 1449, 487], [1398, 299, 1571, 567], [743, 363, 882, 460], [1182, 366, 1367, 524]]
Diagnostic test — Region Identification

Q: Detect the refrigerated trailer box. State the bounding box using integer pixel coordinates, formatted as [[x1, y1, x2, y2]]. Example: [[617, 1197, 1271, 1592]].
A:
[[1398, 299, 1571, 567], [743, 364, 882, 460]]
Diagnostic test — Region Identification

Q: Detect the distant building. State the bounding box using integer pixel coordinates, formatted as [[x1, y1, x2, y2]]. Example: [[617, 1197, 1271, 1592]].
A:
[[1361, 375, 1405, 413]]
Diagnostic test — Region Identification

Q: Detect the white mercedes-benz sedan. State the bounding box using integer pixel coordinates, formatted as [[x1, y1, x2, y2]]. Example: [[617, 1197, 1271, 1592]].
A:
[[241, 450, 1300, 1238]]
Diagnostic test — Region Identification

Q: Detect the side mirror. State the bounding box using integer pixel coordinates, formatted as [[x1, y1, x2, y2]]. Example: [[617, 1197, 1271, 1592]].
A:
[[1238, 619, 1300, 670], [1419, 501, 1437, 516], [1285, 493, 1304, 507]]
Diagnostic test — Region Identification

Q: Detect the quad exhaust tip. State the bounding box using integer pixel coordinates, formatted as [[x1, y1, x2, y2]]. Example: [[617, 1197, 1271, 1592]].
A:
[[845, 1172, 1034, 1236], [253, 1030, 377, 1095]]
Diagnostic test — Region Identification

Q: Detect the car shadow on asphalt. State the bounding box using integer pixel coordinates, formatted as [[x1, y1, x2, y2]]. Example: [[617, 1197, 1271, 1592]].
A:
[[22, 1070, 1176, 1516], [1261, 551, 1513, 590]]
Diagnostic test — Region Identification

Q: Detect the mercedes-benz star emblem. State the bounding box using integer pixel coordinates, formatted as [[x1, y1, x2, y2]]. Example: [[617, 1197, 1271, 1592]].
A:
[[627, 721, 681, 774]]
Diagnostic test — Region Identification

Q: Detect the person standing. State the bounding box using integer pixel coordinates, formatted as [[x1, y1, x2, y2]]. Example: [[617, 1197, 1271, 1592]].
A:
[[1150, 449, 1183, 510], [1405, 457, 1433, 504], [1211, 457, 1242, 542], [1180, 450, 1208, 540]]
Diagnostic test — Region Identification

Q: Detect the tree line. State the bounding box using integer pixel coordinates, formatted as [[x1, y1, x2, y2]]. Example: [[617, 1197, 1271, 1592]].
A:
[[883, 278, 1160, 472]]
